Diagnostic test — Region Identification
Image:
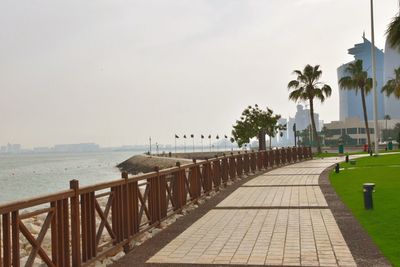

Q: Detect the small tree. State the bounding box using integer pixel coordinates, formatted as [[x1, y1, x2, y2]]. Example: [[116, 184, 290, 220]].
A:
[[231, 105, 283, 150]]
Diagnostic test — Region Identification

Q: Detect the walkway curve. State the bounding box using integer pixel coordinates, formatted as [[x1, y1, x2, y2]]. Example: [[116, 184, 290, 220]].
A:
[[112, 156, 391, 267]]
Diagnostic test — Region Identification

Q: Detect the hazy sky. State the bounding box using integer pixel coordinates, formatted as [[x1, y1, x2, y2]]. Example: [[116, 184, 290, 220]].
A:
[[1, 0, 398, 148]]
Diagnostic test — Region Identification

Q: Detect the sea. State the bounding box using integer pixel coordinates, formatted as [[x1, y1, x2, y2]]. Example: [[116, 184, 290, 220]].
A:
[[0, 150, 143, 205]]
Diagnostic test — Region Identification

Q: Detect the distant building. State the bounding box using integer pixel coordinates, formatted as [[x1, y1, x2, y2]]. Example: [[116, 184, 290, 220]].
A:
[[294, 104, 320, 132], [323, 117, 400, 145], [276, 105, 319, 147], [6, 143, 21, 153], [383, 39, 400, 118], [53, 143, 100, 152], [338, 35, 385, 121], [33, 147, 51, 153]]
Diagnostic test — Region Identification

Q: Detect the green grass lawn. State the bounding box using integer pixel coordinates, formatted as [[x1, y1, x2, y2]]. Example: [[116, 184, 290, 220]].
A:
[[330, 154, 400, 266], [314, 149, 400, 158]]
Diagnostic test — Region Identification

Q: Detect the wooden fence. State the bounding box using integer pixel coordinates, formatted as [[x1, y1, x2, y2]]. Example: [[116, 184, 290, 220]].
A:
[[0, 147, 312, 267]]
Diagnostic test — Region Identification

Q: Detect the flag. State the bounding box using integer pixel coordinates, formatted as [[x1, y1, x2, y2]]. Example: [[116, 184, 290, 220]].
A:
[[224, 135, 228, 138], [208, 134, 211, 139], [175, 134, 179, 138], [201, 134, 204, 139], [216, 135, 219, 139], [183, 135, 187, 138], [190, 134, 194, 138]]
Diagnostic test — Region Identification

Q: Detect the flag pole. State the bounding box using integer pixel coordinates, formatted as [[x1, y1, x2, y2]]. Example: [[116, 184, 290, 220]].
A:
[[149, 137, 152, 155]]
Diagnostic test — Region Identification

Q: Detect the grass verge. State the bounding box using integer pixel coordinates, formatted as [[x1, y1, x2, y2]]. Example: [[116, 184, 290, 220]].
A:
[[330, 154, 400, 266], [314, 149, 400, 158]]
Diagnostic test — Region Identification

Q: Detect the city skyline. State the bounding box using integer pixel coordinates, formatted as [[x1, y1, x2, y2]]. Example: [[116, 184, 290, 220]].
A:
[[1, 0, 398, 147]]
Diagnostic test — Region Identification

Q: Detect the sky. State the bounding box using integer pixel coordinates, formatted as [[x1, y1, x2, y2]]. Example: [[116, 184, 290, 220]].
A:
[[0, 0, 399, 148]]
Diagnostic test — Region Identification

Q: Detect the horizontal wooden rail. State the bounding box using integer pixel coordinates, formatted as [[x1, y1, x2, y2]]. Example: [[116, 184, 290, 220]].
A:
[[0, 147, 312, 267]]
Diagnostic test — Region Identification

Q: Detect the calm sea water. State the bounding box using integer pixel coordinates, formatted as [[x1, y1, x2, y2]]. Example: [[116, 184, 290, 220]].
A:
[[0, 151, 142, 205]]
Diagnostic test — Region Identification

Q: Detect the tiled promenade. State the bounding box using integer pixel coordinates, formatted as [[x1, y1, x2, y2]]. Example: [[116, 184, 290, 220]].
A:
[[147, 158, 357, 266]]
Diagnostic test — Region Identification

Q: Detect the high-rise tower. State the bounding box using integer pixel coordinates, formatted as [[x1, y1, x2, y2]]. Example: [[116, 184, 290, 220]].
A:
[[337, 35, 385, 121]]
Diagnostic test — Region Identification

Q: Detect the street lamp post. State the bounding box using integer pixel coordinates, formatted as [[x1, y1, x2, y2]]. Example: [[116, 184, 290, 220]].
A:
[[370, 0, 379, 155]]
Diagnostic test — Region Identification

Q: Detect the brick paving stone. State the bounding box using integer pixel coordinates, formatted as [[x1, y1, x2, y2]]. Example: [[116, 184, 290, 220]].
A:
[[267, 167, 328, 175], [147, 158, 357, 266], [217, 186, 327, 207], [148, 209, 356, 266], [244, 174, 319, 186]]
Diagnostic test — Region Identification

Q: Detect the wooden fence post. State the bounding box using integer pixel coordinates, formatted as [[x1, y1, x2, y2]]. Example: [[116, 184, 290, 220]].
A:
[[70, 179, 82, 267], [263, 151, 268, 169], [244, 151, 250, 174], [148, 167, 161, 225], [236, 152, 243, 177], [213, 157, 222, 190], [274, 149, 280, 166], [11, 211, 19, 267], [202, 159, 212, 194], [281, 148, 286, 165], [221, 155, 229, 186], [256, 151, 263, 171], [121, 172, 130, 252], [189, 160, 201, 200], [250, 151, 256, 173], [229, 153, 236, 181]]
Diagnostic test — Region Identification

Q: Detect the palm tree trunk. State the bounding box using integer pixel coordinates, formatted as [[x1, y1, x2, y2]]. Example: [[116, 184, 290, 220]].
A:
[[360, 88, 372, 150], [309, 99, 321, 154]]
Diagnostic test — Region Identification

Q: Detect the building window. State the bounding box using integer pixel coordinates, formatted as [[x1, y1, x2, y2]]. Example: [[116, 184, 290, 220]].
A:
[[359, 138, 366, 144], [347, 128, 357, 134], [369, 128, 374, 134], [342, 128, 346, 135], [328, 129, 341, 135], [359, 128, 366, 134]]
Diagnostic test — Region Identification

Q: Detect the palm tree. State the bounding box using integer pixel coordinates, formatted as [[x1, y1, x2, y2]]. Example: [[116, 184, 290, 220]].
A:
[[384, 114, 392, 141], [339, 60, 373, 150], [288, 65, 332, 154], [382, 67, 400, 98], [386, 3, 400, 50]]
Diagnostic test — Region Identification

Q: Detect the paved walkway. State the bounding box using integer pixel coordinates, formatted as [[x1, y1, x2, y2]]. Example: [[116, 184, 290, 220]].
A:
[[147, 158, 357, 266]]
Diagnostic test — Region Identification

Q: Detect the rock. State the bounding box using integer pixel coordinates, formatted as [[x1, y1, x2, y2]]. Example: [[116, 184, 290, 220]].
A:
[[117, 155, 192, 175], [138, 232, 151, 243], [103, 258, 113, 265], [94, 260, 106, 267], [159, 222, 168, 229], [129, 240, 141, 247], [110, 251, 125, 262], [20, 256, 45, 267], [150, 228, 162, 236]]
